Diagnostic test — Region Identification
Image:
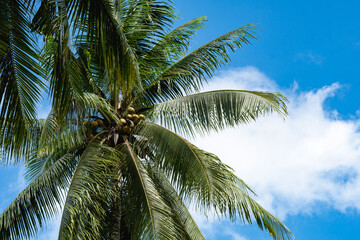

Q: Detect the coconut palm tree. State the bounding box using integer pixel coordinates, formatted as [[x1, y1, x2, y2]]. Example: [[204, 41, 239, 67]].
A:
[[0, 0, 293, 239]]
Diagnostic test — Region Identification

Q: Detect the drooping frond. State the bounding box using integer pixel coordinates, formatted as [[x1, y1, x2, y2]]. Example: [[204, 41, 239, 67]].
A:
[[152, 90, 288, 136], [123, 137, 192, 239], [0, 153, 76, 240], [142, 24, 257, 104], [135, 122, 253, 206], [58, 140, 121, 240], [33, 110, 84, 159], [146, 165, 205, 240], [0, 0, 45, 164], [25, 112, 85, 182], [136, 122, 293, 240]]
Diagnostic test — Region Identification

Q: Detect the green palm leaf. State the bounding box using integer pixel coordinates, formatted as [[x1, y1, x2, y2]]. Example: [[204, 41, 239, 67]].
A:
[[0, 152, 77, 240], [58, 141, 117, 240], [139, 16, 207, 85], [137, 122, 292, 239], [146, 165, 205, 240], [142, 24, 258, 103], [151, 90, 287, 136], [0, 0, 46, 164], [123, 137, 183, 239]]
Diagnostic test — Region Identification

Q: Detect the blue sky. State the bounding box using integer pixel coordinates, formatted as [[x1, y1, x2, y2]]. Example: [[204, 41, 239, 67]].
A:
[[1, 0, 360, 239]]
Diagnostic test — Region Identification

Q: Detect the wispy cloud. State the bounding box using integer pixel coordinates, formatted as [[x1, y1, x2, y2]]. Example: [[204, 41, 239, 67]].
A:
[[295, 51, 324, 65], [225, 229, 248, 240]]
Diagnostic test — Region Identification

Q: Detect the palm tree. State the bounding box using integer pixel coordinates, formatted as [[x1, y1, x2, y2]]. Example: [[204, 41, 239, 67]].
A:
[[0, 0, 293, 239]]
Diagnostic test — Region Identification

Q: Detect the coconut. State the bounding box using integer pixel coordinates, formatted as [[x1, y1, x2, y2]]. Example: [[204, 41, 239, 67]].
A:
[[126, 114, 133, 119], [91, 121, 98, 128], [84, 121, 92, 129], [132, 114, 139, 122], [139, 114, 146, 120], [89, 134, 94, 139], [123, 126, 131, 134], [127, 107, 135, 113], [96, 119, 104, 127], [120, 118, 127, 124]]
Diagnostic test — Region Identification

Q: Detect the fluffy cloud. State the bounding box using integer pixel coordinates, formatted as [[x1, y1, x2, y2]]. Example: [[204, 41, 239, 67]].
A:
[[194, 66, 360, 219]]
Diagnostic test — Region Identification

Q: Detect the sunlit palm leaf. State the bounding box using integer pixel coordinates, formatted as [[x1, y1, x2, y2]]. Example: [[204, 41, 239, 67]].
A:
[[152, 90, 288, 136], [146, 165, 205, 240], [123, 138, 190, 239], [137, 122, 292, 239], [140, 16, 207, 86], [58, 141, 116, 240], [142, 24, 257, 103]]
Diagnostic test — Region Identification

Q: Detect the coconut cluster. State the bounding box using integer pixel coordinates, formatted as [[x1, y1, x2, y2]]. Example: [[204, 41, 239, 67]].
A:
[[84, 119, 105, 139], [118, 107, 146, 135], [84, 106, 147, 144]]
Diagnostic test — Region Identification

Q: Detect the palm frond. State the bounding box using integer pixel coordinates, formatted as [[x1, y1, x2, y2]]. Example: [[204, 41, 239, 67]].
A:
[[136, 122, 293, 239], [146, 165, 205, 240], [135, 122, 252, 204], [0, 152, 76, 240], [0, 0, 46, 164], [58, 140, 121, 240], [73, 92, 121, 125], [41, 36, 87, 121], [123, 137, 188, 239], [142, 24, 258, 103], [148, 16, 206, 60], [121, 0, 177, 54], [25, 113, 85, 182], [139, 16, 207, 86], [152, 90, 288, 137], [30, 0, 57, 35], [67, 0, 141, 103]]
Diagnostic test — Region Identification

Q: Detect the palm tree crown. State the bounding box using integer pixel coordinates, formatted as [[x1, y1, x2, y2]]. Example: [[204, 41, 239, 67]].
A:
[[0, 0, 293, 239]]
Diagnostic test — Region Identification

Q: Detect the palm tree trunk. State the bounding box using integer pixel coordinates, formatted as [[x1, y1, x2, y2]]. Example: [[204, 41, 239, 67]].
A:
[[109, 172, 131, 240], [109, 195, 121, 240]]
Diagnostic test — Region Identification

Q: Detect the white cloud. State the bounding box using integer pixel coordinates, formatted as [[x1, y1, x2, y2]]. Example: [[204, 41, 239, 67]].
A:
[[193, 66, 360, 220]]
